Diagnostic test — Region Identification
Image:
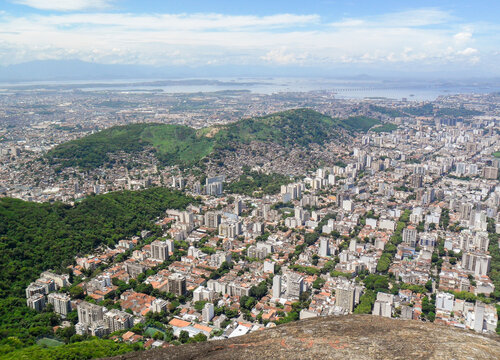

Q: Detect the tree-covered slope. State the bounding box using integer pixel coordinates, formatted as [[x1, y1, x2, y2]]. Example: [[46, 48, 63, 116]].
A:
[[0, 188, 194, 299], [370, 104, 484, 118], [0, 188, 194, 353], [47, 108, 377, 170], [1, 339, 138, 360], [340, 116, 381, 133], [222, 108, 342, 147], [47, 123, 212, 169]]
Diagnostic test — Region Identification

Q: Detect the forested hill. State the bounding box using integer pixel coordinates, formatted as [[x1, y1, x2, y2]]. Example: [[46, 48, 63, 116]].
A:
[[0, 188, 194, 299], [46, 109, 379, 170]]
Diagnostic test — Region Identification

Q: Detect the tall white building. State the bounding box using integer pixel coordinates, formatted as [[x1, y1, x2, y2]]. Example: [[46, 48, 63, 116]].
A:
[[462, 252, 491, 276], [48, 293, 72, 316], [319, 238, 330, 257], [202, 303, 215, 322], [286, 273, 303, 299], [150, 240, 169, 262], [272, 275, 282, 300]]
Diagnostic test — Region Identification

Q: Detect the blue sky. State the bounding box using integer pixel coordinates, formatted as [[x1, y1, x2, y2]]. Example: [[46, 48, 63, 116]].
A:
[[1, 0, 499, 76]]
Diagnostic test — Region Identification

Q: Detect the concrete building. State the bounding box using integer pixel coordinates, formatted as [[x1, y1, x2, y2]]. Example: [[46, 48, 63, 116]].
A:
[[462, 252, 491, 276], [25, 283, 46, 298], [104, 309, 134, 333], [125, 262, 146, 278], [168, 273, 186, 296], [193, 286, 216, 302], [206, 176, 224, 196], [263, 260, 275, 274], [410, 174, 423, 188], [372, 292, 395, 318], [202, 303, 215, 323], [272, 275, 282, 300], [483, 167, 498, 180], [234, 199, 243, 216], [27, 293, 46, 311], [286, 273, 303, 299], [474, 302, 485, 332], [48, 293, 72, 316], [151, 298, 169, 313], [150, 240, 173, 262], [319, 238, 330, 257], [219, 221, 242, 239], [436, 292, 454, 313], [335, 283, 356, 313], [77, 301, 104, 325], [459, 203, 474, 221], [204, 212, 222, 228], [402, 226, 418, 247], [40, 271, 70, 289]]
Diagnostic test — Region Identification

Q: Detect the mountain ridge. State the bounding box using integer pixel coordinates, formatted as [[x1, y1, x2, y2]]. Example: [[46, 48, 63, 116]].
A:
[[46, 109, 378, 170]]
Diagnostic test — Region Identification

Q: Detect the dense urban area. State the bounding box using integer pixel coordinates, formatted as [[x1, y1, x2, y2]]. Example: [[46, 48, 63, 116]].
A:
[[1, 88, 500, 359]]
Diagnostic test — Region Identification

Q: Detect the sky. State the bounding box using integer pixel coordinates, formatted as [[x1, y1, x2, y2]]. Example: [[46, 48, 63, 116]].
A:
[[1, 0, 500, 76]]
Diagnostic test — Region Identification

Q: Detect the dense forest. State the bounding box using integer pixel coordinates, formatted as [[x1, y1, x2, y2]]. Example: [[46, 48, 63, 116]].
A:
[[339, 116, 381, 133], [2, 339, 138, 360], [47, 109, 379, 170], [0, 188, 194, 353], [226, 168, 293, 196], [0, 187, 194, 298], [371, 123, 398, 133], [404, 104, 483, 117], [370, 104, 483, 118]]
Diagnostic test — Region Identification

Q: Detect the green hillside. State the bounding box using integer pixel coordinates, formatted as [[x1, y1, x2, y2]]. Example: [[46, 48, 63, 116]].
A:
[[370, 104, 483, 118], [223, 108, 341, 147], [47, 109, 376, 170], [0, 187, 193, 299], [47, 123, 211, 169], [341, 116, 381, 133], [0, 188, 194, 353]]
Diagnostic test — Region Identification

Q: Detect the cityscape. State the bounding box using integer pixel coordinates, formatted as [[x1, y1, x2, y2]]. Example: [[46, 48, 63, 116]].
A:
[[1, 1, 500, 359]]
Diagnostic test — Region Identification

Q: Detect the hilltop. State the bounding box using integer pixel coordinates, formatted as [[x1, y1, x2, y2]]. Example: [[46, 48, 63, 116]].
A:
[[104, 314, 500, 360], [46, 109, 379, 170]]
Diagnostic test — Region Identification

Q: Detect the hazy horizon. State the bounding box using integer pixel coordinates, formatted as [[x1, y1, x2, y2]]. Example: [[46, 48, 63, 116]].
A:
[[1, 1, 500, 79]]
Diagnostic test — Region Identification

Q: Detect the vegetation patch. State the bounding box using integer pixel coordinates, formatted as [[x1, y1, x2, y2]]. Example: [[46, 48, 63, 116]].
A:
[[46, 109, 356, 170], [371, 123, 398, 133], [226, 168, 293, 196]]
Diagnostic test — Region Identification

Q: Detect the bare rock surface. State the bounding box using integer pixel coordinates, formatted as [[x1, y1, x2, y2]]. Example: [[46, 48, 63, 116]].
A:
[[103, 315, 500, 360]]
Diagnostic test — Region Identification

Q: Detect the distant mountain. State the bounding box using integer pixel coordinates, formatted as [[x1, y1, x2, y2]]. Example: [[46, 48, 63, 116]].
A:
[[0, 60, 361, 82], [46, 109, 380, 170], [0, 60, 165, 82], [2, 59, 499, 83]]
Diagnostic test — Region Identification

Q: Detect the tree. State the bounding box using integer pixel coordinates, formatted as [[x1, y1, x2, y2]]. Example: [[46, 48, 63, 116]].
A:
[[193, 333, 207, 342], [425, 280, 433, 292], [69, 285, 84, 300], [312, 277, 326, 289], [179, 330, 190, 343]]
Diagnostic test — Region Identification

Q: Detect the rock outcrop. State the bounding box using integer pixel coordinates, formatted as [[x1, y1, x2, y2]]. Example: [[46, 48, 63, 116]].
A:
[[104, 315, 500, 360]]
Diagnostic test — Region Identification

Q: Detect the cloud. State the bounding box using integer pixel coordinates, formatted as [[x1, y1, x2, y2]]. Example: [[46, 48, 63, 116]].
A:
[[11, 0, 114, 11], [261, 48, 305, 65], [0, 8, 497, 72], [453, 31, 473, 45], [330, 8, 453, 28], [457, 47, 478, 56]]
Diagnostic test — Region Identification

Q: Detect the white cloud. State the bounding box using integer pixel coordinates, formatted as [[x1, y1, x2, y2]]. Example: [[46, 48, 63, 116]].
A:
[[453, 31, 473, 47], [261, 48, 305, 65], [457, 47, 478, 56], [330, 9, 452, 28], [11, 0, 114, 11], [0, 8, 496, 72]]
